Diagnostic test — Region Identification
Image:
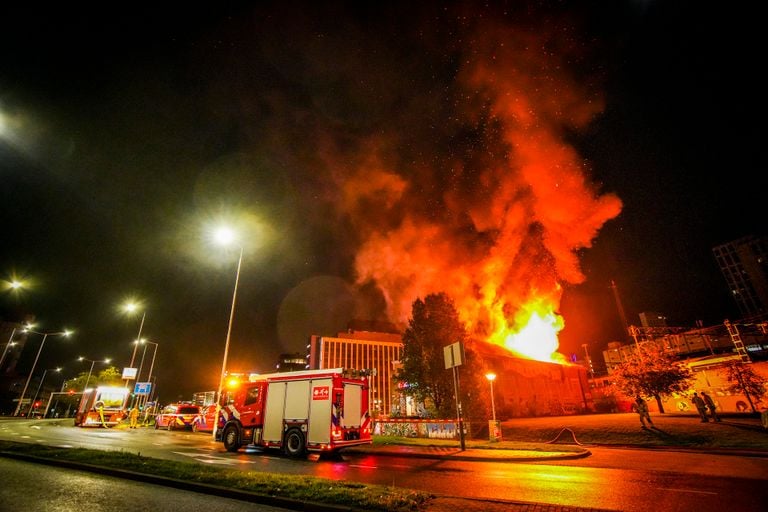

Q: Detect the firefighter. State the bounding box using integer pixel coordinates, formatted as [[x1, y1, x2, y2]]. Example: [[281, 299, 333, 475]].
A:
[[94, 401, 106, 427], [634, 396, 653, 429], [691, 393, 709, 422], [129, 405, 140, 428]]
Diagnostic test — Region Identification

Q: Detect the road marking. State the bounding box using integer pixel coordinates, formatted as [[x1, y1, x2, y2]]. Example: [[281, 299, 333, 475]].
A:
[[656, 487, 718, 495], [171, 451, 248, 466], [349, 464, 377, 469]]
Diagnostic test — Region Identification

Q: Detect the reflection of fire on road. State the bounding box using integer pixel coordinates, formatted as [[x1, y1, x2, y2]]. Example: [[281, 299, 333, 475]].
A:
[[343, 18, 622, 366]]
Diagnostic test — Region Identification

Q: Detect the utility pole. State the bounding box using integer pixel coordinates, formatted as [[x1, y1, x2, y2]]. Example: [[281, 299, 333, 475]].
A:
[[581, 344, 595, 378], [610, 280, 630, 341]]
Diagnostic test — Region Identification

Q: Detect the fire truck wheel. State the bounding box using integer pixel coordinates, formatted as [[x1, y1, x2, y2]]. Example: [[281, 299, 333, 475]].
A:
[[284, 428, 306, 458], [223, 425, 240, 452]]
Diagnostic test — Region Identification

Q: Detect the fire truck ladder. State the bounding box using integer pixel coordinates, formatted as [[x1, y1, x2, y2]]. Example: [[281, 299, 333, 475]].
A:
[[724, 319, 751, 363]]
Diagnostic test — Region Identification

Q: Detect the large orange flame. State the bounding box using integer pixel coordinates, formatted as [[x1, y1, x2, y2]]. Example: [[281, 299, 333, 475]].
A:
[[488, 298, 567, 364], [336, 18, 622, 364]]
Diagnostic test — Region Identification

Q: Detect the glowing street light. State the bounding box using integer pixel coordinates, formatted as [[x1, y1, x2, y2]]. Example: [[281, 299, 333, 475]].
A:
[[2, 278, 26, 292], [485, 373, 497, 422], [30, 367, 62, 416], [211, 225, 244, 441], [79, 356, 112, 391], [485, 372, 500, 442], [14, 327, 72, 416]]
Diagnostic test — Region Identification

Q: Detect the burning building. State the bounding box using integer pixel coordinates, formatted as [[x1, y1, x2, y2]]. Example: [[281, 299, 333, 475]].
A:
[[310, 330, 592, 419]]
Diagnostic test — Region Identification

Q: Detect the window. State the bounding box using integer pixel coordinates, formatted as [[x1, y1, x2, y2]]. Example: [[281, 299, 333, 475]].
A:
[[245, 387, 260, 405]]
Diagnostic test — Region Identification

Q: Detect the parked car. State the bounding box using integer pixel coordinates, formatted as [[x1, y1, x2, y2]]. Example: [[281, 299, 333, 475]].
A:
[[154, 403, 201, 430], [192, 404, 223, 433]]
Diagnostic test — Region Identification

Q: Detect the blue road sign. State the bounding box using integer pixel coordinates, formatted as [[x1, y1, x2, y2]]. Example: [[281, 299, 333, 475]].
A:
[[134, 382, 152, 395]]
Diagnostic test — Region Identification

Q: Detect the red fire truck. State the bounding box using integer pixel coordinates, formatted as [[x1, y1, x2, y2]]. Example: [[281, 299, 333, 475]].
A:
[[74, 386, 130, 427], [217, 368, 372, 457]]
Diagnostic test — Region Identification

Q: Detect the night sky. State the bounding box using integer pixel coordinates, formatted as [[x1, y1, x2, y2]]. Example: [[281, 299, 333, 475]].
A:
[[1, 2, 763, 401]]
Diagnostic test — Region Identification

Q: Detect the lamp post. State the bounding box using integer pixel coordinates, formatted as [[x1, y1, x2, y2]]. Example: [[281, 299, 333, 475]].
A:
[[211, 226, 243, 441], [79, 357, 111, 391], [14, 327, 72, 416], [485, 373, 497, 422], [30, 367, 61, 416], [136, 339, 158, 409], [2, 280, 26, 370], [122, 302, 146, 387], [582, 343, 595, 378], [485, 372, 499, 442], [0, 326, 18, 369]]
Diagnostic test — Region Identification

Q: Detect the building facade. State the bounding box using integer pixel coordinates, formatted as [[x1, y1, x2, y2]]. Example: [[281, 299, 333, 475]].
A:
[[308, 330, 403, 417], [713, 235, 768, 319]]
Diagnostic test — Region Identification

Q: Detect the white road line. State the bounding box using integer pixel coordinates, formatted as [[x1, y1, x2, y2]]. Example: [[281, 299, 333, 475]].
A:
[[656, 487, 718, 495], [348, 464, 377, 469]]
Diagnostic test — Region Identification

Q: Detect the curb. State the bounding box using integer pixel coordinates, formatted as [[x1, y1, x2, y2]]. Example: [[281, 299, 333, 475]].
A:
[[346, 446, 592, 462]]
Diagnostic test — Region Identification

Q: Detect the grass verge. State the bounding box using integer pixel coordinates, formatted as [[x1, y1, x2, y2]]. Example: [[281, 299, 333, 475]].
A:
[[0, 440, 432, 511]]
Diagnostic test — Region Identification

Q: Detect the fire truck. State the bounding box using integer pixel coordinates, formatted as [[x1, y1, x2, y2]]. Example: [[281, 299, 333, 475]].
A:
[[74, 386, 130, 427], [217, 368, 372, 457]]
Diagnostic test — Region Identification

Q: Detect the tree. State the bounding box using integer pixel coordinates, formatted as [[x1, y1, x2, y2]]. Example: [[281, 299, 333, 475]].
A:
[[609, 344, 693, 413], [723, 361, 766, 413], [397, 292, 470, 418], [64, 366, 124, 392]]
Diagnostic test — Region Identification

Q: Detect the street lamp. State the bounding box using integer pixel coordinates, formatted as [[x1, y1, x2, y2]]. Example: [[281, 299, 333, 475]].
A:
[[30, 367, 61, 416], [485, 372, 499, 442], [211, 225, 244, 441], [485, 373, 497, 422], [122, 301, 146, 387], [14, 327, 72, 416], [79, 356, 111, 391], [0, 326, 19, 369]]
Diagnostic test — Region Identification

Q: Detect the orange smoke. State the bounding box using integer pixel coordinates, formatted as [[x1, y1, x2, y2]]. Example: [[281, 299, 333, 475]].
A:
[[347, 20, 622, 363]]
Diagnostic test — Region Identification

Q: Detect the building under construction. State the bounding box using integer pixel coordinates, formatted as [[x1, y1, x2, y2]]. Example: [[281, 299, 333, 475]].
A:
[[593, 318, 768, 413]]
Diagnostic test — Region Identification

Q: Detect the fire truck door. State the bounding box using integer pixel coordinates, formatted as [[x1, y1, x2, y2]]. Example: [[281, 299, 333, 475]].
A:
[[342, 384, 362, 428], [240, 384, 263, 427], [307, 379, 332, 444]]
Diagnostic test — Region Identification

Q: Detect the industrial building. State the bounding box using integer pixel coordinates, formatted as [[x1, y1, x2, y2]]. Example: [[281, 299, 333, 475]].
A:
[[308, 329, 592, 419]]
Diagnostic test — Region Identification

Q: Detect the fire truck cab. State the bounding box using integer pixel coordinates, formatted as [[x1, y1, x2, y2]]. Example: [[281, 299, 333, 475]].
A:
[[217, 368, 372, 457]]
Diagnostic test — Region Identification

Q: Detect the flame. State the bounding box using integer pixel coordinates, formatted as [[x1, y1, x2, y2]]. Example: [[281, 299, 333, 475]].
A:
[[489, 298, 567, 363], [329, 17, 622, 364]]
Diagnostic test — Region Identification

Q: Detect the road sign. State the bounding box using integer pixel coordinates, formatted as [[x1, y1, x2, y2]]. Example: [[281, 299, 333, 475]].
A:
[[443, 342, 465, 369], [134, 382, 152, 395]]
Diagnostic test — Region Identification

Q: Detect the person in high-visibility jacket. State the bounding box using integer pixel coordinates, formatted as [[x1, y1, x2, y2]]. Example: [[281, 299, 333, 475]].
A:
[[129, 406, 140, 429]]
